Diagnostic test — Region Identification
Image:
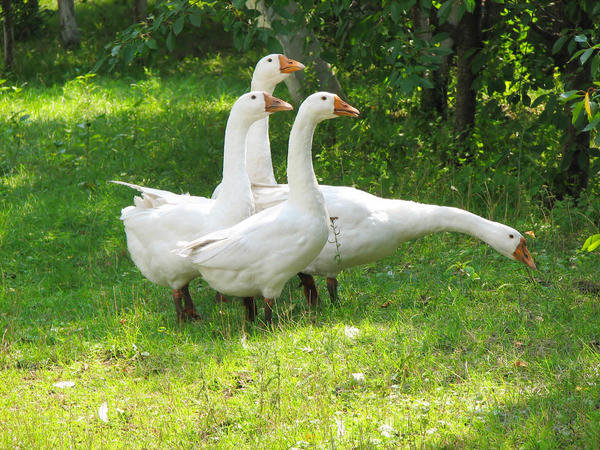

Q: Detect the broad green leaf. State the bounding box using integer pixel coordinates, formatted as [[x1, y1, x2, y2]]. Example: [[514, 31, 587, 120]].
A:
[[582, 116, 600, 132], [568, 48, 586, 63], [431, 32, 450, 44], [463, 0, 475, 12], [580, 47, 594, 65], [559, 90, 580, 101], [437, 0, 453, 24], [173, 15, 185, 35], [189, 13, 202, 27], [123, 45, 136, 65], [390, 2, 402, 23], [166, 31, 176, 52], [572, 101, 584, 124], [552, 35, 569, 55], [145, 38, 158, 50], [531, 94, 547, 108], [574, 34, 588, 43], [589, 240, 600, 252], [582, 234, 600, 252]]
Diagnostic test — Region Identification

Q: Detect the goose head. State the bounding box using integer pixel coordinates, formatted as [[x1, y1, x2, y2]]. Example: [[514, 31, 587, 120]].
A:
[[252, 54, 305, 90], [485, 224, 536, 269], [231, 91, 293, 124], [299, 92, 360, 123]]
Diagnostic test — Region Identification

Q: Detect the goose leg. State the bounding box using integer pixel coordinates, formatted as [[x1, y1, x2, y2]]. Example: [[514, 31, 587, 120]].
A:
[[215, 292, 230, 303], [264, 298, 274, 324], [172, 289, 185, 322], [243, 297, 257, 322], [181, 284, 201, 320], [298, 273, 320, 306], [326, 277, 339, 306]]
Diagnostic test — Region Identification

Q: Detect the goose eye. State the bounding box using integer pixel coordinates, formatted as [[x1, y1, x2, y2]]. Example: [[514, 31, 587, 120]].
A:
[[509, 234, 514, 239], [321, 96, 327, 101], [267, 58, 272, 62], [251, 95, 256, 99]]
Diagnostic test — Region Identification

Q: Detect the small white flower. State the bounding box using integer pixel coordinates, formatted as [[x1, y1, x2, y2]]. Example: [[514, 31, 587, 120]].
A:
[[98, 402, 109, 423], [335, 416, 345, 438], [379, 424, 396, 438], [140, 351, 150, 357], [301, 346, 314, 353], [351, 373, 365, 384], [344, 326, 360, 339], [53, 381, 75, 389]]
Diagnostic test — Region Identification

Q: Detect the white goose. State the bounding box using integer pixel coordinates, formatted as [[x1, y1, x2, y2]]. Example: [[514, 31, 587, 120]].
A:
[[212, 54, 305, 197], [253, 179, 536, 305], [112, 92, 293, 321], [177, 93, 360, 323]]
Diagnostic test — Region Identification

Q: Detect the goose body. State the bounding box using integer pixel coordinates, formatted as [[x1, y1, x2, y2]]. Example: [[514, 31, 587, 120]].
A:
[[252, 182, 536, 303], [113, 92, 293, 320], [177, 93, 360, 322]]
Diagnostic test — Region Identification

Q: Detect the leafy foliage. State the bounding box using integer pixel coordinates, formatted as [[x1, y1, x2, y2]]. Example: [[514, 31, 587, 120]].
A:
[[581, 233, 600, 252]]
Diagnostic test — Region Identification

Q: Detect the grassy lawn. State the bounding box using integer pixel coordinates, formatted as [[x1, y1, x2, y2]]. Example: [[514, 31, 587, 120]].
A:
[[2, 6, 600, 447]]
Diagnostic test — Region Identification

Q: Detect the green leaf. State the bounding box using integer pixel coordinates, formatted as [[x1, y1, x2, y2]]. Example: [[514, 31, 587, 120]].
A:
[[580, 47, 594, 65], [437, 0, 453, 24], [574, 34, 588, 43], [568, 48, 586, 63], [431, 32, 450, 44], [592, 55, 600, 76], [582, 116, 600, 132], [145, 38, 158, 50], [582, 234, 600, 252], [531, 94, 547, 108], [463, 0, 475, 12], [390, 2, 403, 23], [552, 35, 569, 55], [572, 101, 584, 124], [189, 13, 202, 27], [123, 45, 136, 65], [173, 15, 185, 35], [166, 31, 176, 52], [559, 90, 580, 101]]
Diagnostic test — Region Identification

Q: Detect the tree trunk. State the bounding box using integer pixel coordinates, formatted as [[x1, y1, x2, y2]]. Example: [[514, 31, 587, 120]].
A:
[[413, 5, 453, 118], [245, 0, 344, 103], [133, 0, 147, 23], [454, 0, 482, 143], [57, 0, 80, 49], [1, 0, 14, 71]]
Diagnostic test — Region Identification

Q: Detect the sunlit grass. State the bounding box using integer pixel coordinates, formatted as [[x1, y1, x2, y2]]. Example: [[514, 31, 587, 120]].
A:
[[1, 28, 600, 449]]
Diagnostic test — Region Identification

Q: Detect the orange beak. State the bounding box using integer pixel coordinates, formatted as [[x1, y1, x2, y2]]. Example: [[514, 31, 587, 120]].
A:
[[263, 93, 293, 112], [333, 95, 360, 117], [278, 55, 305, 73], [513, 237, 537, 270]]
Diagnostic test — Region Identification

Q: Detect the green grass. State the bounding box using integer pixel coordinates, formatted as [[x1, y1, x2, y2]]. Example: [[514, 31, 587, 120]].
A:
[[2, 8, 600, 447]]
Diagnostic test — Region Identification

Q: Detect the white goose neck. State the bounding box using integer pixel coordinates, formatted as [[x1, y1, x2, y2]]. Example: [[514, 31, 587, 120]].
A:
[[391, 202, 499, 245], [286, 112, 322, 208], [246, 80, 278, 185], [216, 109, 255, 208]]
